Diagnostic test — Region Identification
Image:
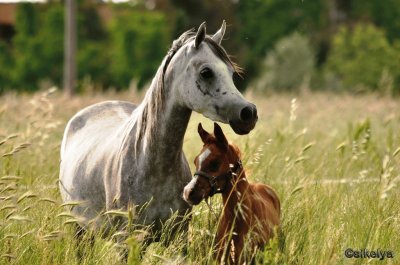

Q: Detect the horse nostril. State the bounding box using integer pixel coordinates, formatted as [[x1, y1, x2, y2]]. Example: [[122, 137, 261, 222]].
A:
[[240, 106, 254, 122]]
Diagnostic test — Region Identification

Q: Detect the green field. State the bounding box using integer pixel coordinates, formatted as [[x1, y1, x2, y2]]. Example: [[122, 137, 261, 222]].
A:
[[0, 90, 399, 264]]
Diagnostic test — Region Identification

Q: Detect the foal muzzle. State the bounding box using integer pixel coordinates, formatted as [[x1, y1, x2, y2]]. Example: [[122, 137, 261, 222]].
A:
[[193, 171, 225, 197]]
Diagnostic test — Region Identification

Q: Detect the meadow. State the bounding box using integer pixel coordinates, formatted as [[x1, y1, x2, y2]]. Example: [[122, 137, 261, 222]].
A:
[[0, 89, 399, 264]]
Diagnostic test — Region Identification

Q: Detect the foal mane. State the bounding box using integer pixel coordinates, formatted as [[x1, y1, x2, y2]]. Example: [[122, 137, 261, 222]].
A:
[[221, 141, 242, 168], [135, 29, 242, 150]]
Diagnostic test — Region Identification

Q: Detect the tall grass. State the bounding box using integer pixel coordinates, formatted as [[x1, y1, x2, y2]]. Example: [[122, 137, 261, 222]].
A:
[[1, 90, 399, 264]]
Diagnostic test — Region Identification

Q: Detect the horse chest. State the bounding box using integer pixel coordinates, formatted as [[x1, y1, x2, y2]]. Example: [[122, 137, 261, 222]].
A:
[[120, 157, 189, 201]]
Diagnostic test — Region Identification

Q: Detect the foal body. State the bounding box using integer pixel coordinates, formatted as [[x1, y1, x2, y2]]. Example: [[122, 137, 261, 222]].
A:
[[217, 164, 280, 263], [183, 123, 280, 264]]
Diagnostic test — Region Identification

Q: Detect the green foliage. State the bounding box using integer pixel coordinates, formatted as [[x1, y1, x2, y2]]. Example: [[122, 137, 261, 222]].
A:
[[324, 23, 400, 92], [10, 3, 64, 90], [351, 0, 400, 42], [255, 32, 315, 92], [39, 4, 64, 87], [255, 229, 282, 264], [126, 236, 141, 265], [0, 41, 13, 93], [109, 9, 169, 89], [12, 3, 43, 91], [1, 3, 170, 92], [236, 0, 327, 88], [76, 2, 111, 90], [2, 1, 400, 94]]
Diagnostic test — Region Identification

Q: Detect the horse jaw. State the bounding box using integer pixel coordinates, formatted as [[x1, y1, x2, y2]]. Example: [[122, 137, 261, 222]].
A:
[[228, 119, 257, 135]]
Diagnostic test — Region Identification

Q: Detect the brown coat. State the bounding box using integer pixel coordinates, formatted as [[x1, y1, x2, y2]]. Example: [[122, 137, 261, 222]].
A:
[[215, 151, 280, 264]]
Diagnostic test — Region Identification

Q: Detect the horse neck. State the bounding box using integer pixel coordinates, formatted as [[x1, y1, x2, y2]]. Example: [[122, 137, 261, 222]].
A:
[[132, 64, 191, 164], [221, 148, 250, 218]]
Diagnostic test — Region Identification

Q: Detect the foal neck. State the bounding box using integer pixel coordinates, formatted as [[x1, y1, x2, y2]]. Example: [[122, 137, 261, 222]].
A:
[[220, 146, 250, 212]]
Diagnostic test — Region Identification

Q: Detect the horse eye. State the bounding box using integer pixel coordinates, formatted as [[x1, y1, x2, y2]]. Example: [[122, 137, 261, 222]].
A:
[[200, 67, 214, 79], [209, 160, 220, 171]]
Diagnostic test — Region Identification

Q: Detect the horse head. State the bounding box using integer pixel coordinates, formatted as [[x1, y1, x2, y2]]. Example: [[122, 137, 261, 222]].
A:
[[168, 21, 258, 135]]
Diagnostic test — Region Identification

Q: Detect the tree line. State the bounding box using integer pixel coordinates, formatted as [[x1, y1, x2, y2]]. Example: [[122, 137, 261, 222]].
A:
[[0, 0, 399, 94]]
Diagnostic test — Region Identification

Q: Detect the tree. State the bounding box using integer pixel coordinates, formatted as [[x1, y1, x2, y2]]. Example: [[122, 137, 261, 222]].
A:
[[324, 23, 399, 92], [235, 0, 327, 89], [12, 3, 42, 91], [64, 0, 77, 96], [109, 7, 169, 89]]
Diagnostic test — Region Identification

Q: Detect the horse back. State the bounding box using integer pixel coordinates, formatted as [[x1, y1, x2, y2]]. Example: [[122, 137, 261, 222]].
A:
[[61, 100, 136, 158]]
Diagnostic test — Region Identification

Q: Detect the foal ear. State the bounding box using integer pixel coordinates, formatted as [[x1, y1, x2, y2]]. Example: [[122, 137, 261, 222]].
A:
[[195, 22, 206, 49], [198, 123, 210, 143], [211, 20, 226, 45], [213, 123, 228, 149]]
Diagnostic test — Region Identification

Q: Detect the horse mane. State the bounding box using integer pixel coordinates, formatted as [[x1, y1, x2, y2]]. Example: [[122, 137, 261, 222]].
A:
[[135, 29, 242, 150]]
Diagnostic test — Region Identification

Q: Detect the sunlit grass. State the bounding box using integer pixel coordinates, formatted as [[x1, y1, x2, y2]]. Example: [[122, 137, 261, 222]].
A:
[[1, 89, 399, 264]]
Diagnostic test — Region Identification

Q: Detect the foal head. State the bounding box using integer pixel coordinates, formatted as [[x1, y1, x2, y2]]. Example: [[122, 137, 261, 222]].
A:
[[183, 123, 242, 205]]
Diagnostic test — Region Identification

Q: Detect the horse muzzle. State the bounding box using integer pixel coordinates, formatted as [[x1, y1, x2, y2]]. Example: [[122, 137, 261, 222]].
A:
[[229, 103, 258, 135]]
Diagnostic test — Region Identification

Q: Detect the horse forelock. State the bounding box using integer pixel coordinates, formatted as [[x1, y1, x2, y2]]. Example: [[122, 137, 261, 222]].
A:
[[134, 29, 242, 151], [203, 38, 243, 76]]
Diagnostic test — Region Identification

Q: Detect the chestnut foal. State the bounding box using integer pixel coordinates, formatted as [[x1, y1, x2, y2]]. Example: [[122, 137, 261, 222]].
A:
[[183, 123, 280, 264]]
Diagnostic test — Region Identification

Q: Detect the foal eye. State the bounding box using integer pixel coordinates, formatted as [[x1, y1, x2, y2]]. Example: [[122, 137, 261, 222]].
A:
[[209, 160, 220, 171], [200, 67, 214, 79]]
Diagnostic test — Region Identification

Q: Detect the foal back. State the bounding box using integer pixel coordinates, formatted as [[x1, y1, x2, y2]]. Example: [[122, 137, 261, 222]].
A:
[[248, 183, 280, 243]]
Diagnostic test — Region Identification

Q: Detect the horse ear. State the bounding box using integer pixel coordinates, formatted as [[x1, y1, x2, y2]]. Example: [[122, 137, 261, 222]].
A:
[[211, 20, 226, 45], [195, 22, 206, 49], [198, 123, 210, 143], [213, 123, 228, 149]]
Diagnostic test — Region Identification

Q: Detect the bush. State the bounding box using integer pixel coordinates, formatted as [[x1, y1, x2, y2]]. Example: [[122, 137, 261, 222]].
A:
[[1, 3, 171, 92], [76, 2, 111, 91], [8, 2, 113, 92], [39, 4, 64, 87], [109, 9, 169, 89], [255, 32, 315, 92], [12, 3, 43, 91], [10, 3, 65, 90], [236, 0, 326, 90], [324, 23, 400, 93]]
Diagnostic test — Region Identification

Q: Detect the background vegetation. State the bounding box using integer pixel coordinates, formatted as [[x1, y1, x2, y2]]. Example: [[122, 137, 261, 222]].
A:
[[0, 0, 400, 94], [0, 90, 399, 264]]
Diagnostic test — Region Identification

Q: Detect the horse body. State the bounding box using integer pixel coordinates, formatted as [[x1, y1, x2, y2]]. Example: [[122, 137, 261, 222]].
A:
[[60, 101, 136, 226], [183, 123, 280, 263], [60, 100, 191, 231], [59, 22, 258, 237]]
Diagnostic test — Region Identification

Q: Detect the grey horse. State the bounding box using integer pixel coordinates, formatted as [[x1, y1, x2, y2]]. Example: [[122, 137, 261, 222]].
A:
[[59, 21, 258, 242]]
